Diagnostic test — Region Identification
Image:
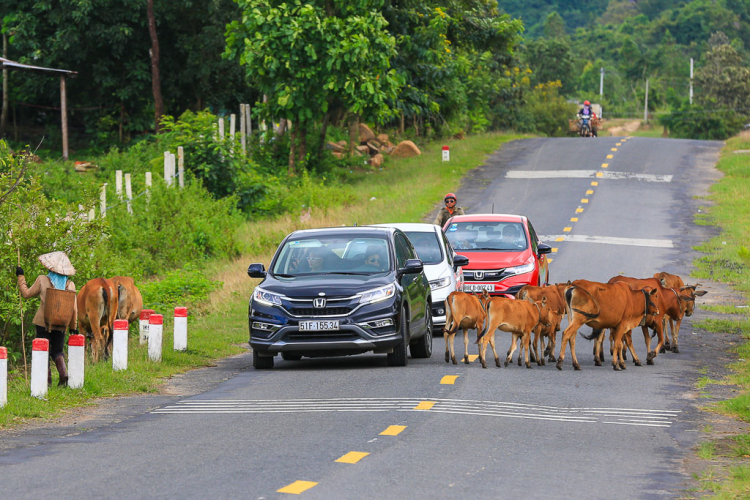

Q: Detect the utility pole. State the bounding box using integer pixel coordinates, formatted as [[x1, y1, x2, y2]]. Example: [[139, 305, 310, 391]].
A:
[[599, 67, 604, 97], [644, 79, 649, 123], [689, 58, 694, 105]]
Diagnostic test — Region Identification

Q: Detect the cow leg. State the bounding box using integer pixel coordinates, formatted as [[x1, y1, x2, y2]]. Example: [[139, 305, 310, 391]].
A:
[[626, 330, 642, 366], [444, 329, 451, 363], [463, 327, 470, 364], [479, 338, 489, 369], [647, 315, 666, 365], [523, 332, 532, 369], [662, 316, 671, 351], [505, 333, 518, 367], [488, 334, 501, 367], [557, 319, 584, 370], [611, 327, 626, 371], [548, 326, 558, 363], [671, 318, 683, 353]]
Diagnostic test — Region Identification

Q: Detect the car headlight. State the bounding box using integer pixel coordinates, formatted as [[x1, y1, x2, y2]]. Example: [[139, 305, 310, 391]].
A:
[[359, 283, 396, 305], [505, 262, 535, 276], [429, 277, 451, 290], [253, 287, 284, 307]]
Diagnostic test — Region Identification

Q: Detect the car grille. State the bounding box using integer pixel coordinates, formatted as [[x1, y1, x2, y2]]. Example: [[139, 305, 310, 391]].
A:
[[288, 332, 358, 341], [290, 307, 353, 317]]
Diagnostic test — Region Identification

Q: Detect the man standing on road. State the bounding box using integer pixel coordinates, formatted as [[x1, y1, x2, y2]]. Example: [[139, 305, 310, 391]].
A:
[[433, 192, 465, 227]]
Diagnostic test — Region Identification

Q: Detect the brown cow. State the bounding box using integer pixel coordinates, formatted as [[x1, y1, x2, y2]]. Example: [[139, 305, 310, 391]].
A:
[[657, 283, 707, 353], [443, 291, 489, 365], [110, 276, 143, 324], [654, 272, 706, 352], [77, 278, 118, 362], [557, 280, 659, 371], [517, 283, 567, 366], [476, 295, 549, 369]]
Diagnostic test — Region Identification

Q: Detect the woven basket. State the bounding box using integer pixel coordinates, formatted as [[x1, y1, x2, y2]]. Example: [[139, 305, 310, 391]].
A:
[[44, 288, 76, 331], [568, 119, 579, 132]]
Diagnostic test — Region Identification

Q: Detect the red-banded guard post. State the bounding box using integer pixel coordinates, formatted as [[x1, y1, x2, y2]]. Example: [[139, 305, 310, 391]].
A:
[[442, 145, 450, 162], [0, 347, 7, 407], [68, 335, 85, 389], [113, 319, 129, 371], [174, 307, 187, 351], [139, 309, 155, 345], [31, 338, 49, 398], [148, 314, 163, 362]]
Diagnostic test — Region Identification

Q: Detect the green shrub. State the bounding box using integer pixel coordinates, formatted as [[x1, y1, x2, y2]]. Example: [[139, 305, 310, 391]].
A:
[[140, 265, 222, 314], [660, 103, 745, 140]]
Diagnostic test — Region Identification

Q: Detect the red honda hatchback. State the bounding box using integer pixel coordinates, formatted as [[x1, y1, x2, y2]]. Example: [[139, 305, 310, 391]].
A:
[[443, 214, 552, 298]]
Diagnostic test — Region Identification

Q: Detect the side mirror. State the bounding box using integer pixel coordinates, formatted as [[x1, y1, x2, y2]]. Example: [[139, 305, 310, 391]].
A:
[[400, 259, 424, 275], [537, 244, 552, 256], [453, 254, 469, 269], [247, 263, 267, 278]]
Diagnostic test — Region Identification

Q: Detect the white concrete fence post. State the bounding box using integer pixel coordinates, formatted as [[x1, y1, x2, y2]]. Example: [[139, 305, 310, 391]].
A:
[[177, 146, 185, 189], [145, 172, 152, 205], [164, 151, 171, 186], [148, 314, 163, 362], [115, 169, 123, 200], [100, 183, 107, 218], [240, 104, 247, 155], [125, 173, 133, 214], [174, 307, 187, 351], [68, 334, 85, 389], [0, 346, 7, 408], [31, 338, 49, 399], [139, 309, 154, 345], [113, 319, 129, 371]]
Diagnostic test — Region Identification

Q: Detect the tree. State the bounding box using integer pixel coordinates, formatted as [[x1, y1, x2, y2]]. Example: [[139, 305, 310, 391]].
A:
[[695, 37, 750, 110], [226, 0, 400, 174], [524, 38, 575, 92], [147, 0, 164, 133]]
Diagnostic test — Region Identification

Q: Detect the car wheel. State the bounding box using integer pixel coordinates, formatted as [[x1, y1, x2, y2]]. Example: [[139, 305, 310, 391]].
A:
[[387, 308, 409, 367], [253, 349, 274, 369], [281, 352, 302, 361], [410, 304, 433, 358]]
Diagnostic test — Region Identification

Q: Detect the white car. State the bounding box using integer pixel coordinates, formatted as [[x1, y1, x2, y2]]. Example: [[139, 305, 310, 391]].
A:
[[373, 223, 467, 330]]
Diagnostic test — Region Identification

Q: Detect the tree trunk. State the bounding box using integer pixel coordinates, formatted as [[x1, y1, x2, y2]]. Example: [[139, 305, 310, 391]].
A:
[[276, 118, 288, 138], [318, 111, 330, 155], [400, 111, 404, 135], [147, 0, 165, 133], [1, 31, 8, 138], [348, 114, 359, 155], [288, 126, 297, 176], [297, 121, 307, 166]]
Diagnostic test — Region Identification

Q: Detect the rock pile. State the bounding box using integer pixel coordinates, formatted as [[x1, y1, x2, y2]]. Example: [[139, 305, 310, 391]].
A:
[[327, 123, 421, 166]]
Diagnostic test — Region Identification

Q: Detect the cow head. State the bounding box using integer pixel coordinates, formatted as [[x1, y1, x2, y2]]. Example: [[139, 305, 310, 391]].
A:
[[679, 285, 708, 317], [643, 287, 660, 317], [654, 271, 684, 290], [526, 295, 550, 326]]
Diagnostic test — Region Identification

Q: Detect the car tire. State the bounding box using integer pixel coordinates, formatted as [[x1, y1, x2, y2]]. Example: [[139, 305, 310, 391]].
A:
[[253, 349, 274, 369], [387, 308, 409, 367], [281, 352, 302, 361], [410, 304, 433, 358]]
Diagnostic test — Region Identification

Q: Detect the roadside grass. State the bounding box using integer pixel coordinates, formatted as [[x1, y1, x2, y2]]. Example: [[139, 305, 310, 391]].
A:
[[689, 131, 750, 495], [0, 131, 526, 428], [699, 441, 718, 460], [629, 123, 666, 138]]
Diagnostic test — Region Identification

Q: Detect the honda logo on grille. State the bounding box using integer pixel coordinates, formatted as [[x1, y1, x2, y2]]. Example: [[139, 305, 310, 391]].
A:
[[474, 272, 484, 280], [313, 298, 326, 308]]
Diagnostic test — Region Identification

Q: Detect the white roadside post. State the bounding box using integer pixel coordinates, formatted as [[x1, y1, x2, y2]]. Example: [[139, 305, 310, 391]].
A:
[[125, 173, 133, 214], [148, 314, 163, 362], [442, 145, 450, 162], [177, 146, 185, 188], [68, 334, 85, 389], [174, 307, 188, 351], [240, 104, 247, 155], [145, 172, 152, 205], [139, 309, 154, 345], [30, 338, 49, 399], [170, 153, 176, 186], [113, 319, 129, 371], [115, 170, 123, 200], [164, 151, 171, 186], [100, 183, 107, 218], [0, 347, 7, 408]]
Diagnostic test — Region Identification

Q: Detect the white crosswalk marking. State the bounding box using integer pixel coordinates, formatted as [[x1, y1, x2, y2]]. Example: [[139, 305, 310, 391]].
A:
[[152, 397, 679, 428], [538, 234, 673, 248], [505, 170, 673, 182]]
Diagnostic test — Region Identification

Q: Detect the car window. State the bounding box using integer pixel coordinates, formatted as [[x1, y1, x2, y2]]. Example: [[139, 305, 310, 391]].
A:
[[444, 221, 528, 251], [404, 231, 443, 265], [527, 221, 539, 253], [272, 236, 391, 275], [441, 232, 454, 266], [394, 235, 409, 268]]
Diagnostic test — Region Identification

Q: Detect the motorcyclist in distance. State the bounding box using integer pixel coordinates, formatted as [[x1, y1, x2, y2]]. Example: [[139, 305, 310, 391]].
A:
[[578, 100, 598, 137]]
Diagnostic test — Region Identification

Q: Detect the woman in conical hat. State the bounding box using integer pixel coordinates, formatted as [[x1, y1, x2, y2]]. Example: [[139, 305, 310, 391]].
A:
[[16, 251, 78, 387]]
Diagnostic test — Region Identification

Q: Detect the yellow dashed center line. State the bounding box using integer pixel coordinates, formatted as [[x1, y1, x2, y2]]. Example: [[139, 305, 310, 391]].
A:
[[278, 481, 318, 495], [440, 375, 459, 385], [596, 172, 603, 178], [581, 198, 589, 203], [616, 142, 622, 146], [468, 354, 478, 362], [548, 258, 554, 263], [380, 425, 407, 436], [611, 148, 617, 151], [556, 236, 564, 241], [551, 247, 558, 252], [586, 189, 593, 195], [601, 163, 609, 168], [575, 208, 583, 213], [563, 227, 572, 232], [570, 217, 578, 222], [336, 451, 370, 464], [606, 154, 613, 159], [414, 401, 436, 410], [591, 181, 598, 186]]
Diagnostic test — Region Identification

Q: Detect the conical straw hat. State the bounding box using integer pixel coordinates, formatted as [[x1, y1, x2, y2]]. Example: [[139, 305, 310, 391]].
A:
[[38, 251, 76, 276]]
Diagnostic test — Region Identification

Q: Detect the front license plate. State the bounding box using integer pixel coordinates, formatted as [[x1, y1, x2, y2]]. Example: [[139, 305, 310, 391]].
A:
[[299, 320, 340, 331], [463, 284, 495, 293]]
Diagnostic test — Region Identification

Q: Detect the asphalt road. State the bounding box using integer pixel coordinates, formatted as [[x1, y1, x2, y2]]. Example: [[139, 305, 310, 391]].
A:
[[0, 136, 726, 499]]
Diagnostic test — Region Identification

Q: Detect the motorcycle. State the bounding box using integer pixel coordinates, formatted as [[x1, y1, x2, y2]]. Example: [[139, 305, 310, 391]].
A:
[[578, 114, 594, 138]]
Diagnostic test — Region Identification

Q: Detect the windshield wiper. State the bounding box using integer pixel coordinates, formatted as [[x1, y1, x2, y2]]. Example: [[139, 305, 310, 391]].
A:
[[273, 273, 297, 278]]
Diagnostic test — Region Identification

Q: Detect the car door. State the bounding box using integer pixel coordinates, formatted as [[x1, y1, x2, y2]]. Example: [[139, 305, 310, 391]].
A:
[[395, 233, 422, 330], [527, 220, 548, 285], [441, 230, 463, 290]]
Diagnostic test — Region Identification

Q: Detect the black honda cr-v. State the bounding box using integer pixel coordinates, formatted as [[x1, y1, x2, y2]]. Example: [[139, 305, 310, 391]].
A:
[[247, 226, 433, 368]]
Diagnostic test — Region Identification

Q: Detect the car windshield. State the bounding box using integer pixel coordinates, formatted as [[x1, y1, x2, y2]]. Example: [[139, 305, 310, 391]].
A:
[[404, 231, 443, 265], [444, 221, 528, 251], [272, 236, 391, 275]]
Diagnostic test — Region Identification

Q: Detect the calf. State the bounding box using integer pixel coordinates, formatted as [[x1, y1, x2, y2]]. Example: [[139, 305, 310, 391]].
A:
[[110, 276, 143, 324], [557, 280, 659, 371], [443, 291, 489, 365], [517, 284, 566, 366], [476, 295, 550, 369], [654, 272, 707, 352], [77, 278, 119, 362]]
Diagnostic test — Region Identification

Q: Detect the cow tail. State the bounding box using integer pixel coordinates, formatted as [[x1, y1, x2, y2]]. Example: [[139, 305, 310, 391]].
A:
[[444, 295, 458, 335], [476, 304, 491, 343], [566, 285, 600, 320], [580, 329, 604, 341]]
